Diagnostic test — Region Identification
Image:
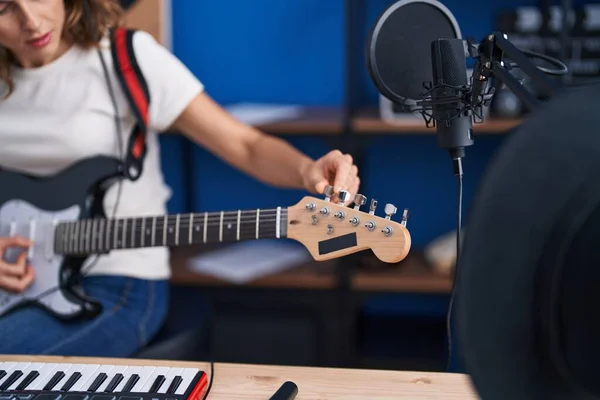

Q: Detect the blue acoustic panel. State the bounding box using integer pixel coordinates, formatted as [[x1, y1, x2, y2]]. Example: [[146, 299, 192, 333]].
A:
[[189, 136, 335, 212]]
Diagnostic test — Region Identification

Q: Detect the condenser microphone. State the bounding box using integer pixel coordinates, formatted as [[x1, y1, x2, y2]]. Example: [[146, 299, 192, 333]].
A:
[[430, 38, 473, 163]]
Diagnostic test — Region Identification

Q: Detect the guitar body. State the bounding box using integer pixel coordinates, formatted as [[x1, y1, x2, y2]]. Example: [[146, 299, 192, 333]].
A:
[[0, 156, 124, 320]]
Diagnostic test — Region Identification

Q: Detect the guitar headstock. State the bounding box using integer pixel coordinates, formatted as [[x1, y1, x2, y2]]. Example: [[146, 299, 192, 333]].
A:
[[286, 186, 411, 263]]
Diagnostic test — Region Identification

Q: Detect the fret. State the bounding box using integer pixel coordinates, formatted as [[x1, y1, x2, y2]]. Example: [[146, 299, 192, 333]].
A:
[[255, 209, 260, 239], [130, 218, 136, 248], [122, 218, 128, 249], [162, 215, 167, 246], [73, 220, 80, 254], [236, 210, 241, 241], [276, 207, 281, 239], [141, 217, 146, 247], [220, 211, 239, 243], [91, 219, 97, 253], [219, 211, 224, 242], [85, 219, 92, 253], [203, 212, 207, 243], [187, 213, 192, 244], [151, 216, 156, 246], [175, 214, 180, 245], [113, 219, 119, 249]]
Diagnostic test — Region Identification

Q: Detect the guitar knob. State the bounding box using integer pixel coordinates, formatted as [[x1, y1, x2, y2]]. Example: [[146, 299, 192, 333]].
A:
[[323, 185, 334, 202], [353, 194, 366, 210], [384, 204, 397, 220], [338, 190, 350, 206], [369, 199, 377, 215]]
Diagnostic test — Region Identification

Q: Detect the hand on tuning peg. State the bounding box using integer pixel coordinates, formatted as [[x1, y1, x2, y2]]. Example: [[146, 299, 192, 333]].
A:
[[301, 150, 360, 201]]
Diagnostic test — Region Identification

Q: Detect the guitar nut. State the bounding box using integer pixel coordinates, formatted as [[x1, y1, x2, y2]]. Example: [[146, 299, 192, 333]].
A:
[[365, 221, 376, 231], [382, 226, 393, 236], [349, 217, 360, 227]]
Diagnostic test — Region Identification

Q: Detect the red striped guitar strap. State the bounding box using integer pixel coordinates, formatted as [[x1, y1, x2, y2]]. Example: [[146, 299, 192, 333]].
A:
[[109, 27, 149, 181]]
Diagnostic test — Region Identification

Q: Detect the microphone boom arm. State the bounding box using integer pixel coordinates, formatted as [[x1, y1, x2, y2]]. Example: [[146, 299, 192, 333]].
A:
[[469, 32, 563, 112]]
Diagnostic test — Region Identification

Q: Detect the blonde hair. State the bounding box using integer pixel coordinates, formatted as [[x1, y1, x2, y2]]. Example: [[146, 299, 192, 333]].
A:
[[0, 0, 124, 97]]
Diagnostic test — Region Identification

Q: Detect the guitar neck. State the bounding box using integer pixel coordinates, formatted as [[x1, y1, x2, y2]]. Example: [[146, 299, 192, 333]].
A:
[[54, 207, 288, 255]]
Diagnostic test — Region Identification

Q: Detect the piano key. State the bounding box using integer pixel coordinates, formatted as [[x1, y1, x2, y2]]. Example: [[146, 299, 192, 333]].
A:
[[29, 364, 64, 390], [174, 369, 199, 395], [8, 362, 43, 391], [139, 367, 168, 393], [160, 368, 183, 394], [43, 371, 65, 391], [0, 370, 24, 390], [113, 367, 141, 393], [68, 365, 99, 392], [15, 370, 39, 390], [84, 365, 114, 392], [97, 366, 128, 393], [0, 363, 25, 388], [121, 375, 140, 392], [86, 373, 107, 392], [103, 373, 123, 393], [60, 372, 82, 391], [129, 367, 156, 392]]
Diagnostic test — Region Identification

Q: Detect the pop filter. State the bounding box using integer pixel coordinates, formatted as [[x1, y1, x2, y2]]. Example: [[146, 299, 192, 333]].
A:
[[366, 0, 462, 109]]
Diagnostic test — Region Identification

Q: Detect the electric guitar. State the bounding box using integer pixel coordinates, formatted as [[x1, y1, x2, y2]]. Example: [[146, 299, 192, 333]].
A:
[[0, 156, 411, 320]]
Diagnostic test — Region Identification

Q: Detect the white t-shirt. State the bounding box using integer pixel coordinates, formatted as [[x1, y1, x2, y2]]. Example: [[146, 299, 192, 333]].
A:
[[0, 31, 205, 280]]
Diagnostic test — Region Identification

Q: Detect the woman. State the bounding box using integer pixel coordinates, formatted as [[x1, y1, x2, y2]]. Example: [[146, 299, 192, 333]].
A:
[[0, 0, 359, 356]]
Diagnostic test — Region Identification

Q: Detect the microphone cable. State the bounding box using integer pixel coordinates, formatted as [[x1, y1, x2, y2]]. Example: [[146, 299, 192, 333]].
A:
[[445, 155, 463, 372]]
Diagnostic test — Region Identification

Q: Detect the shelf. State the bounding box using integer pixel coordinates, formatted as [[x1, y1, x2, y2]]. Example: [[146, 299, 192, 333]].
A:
[[255, 106, 344, 135], [351, 251, 453, 294], [169, 245, 339, 290], [352, 107, 522, 134]]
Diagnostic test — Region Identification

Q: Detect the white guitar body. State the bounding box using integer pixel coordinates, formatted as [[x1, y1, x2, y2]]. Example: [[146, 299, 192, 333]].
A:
[[0, 199, 84, 318]]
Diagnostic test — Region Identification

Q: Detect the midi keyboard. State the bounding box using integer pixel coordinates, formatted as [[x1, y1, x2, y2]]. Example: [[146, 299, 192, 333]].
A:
[[0, 362, 208, 400]]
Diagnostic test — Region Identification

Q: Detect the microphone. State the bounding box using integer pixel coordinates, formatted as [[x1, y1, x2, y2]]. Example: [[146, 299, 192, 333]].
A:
[[429, 38, 473, 168]]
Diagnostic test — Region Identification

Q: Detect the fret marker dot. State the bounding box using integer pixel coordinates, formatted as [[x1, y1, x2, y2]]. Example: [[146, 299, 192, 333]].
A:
[[146, 229, 151, 234], [195, 226, 200, 231], [227, 223, 232, 229], [169, 227, 174, 233]]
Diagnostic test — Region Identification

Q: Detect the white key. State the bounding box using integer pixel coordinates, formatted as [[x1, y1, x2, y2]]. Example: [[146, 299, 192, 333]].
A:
[[97, 365, 128, 392], [113, 366, 142, 392], [159, 367, 184, 394], [130, 366, 156, 392], [69, 364, 100, 391], [175, 368, 200, 395], [7, 362, 43, 390], [140, 367, 170, 392], [27, 363, 62, 390], [84, 365, 115, 392], [0, 363, 30, 389]]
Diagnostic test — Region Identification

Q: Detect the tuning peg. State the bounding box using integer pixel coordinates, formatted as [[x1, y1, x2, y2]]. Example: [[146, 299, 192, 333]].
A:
[[401, 208, 409, 227], [369, 198, 377, 215], [338, 190, 350, 206], [323, 185, 334, 202], [384, 203, 397, 220], [353, 194, 366, 210]]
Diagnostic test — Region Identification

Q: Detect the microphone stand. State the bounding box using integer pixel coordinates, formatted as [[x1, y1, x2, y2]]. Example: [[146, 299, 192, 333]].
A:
[[467, 31, 566, 113]]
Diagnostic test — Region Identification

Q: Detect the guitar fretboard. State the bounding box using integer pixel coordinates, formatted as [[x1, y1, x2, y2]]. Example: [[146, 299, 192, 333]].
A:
[[53, 208, 287, 255]]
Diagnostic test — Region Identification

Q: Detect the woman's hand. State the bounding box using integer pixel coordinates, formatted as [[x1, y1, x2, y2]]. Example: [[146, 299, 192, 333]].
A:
[[0, 236, 34, 293], [301, 150, 360, 201]]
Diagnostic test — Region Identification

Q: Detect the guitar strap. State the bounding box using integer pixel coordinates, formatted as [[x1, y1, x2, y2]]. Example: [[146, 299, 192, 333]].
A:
[[109, 27, 150, 181]]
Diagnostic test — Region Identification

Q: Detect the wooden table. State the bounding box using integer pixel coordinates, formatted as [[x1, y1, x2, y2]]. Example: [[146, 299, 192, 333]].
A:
[[0, 355, 478, 399]]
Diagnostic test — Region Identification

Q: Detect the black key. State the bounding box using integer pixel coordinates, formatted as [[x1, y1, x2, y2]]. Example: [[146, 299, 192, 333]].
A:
[[16, 371, 40, 391], [103, 374, 123, 393], [43, 371, 65, 391], [0, 371, 6, 381], [121, 375, 138, 392], [60, 372, 81, 391], [166, 376, 182, 394], [148, 376, 165, 393], [1, 371, 23, 390], [86, 374, 107, 392]]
